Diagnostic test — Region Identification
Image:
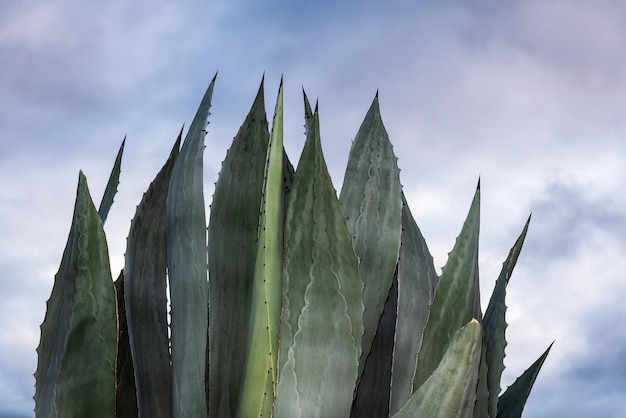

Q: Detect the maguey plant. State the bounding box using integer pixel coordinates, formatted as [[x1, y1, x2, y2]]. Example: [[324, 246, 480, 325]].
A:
[[35, 75, 552, 418]]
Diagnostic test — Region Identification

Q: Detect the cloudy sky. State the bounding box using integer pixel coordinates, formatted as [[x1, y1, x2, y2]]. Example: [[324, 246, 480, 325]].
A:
[[1, 0, 625, 417]]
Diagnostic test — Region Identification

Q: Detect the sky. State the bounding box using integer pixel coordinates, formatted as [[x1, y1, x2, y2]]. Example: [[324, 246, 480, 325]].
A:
[[1, 0, 625, 416]]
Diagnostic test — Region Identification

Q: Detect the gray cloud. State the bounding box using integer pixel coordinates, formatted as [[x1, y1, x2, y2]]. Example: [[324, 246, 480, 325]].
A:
[[2, 1, 626, 416]]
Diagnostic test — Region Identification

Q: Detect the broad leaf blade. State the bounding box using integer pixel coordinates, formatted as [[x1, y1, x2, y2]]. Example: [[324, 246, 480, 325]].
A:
[[167, 76, 215, 417], [393, 320, 483, 418], [208, 78, 271, 418], [35, 171, 117, 418], [484, 216, 531, 417], [389, 193, 439, 414], [497, 343, 553, 418], [413, 183, 481, 391], [125, 132, 181, 417], [98, 137, 125, 224], [339, 94, 402, 375], [238, 80, 285, 417], [274, 110, 363, 418]]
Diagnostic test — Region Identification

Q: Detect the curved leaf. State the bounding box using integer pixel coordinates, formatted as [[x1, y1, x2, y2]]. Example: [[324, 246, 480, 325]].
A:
[[167, 75, 215, 417], [413, 182, 481, 392], [114, 271, 138, 418], [208, 78, 271, 417], [389, 193, 439, 414], [484, 216, 531, 417], [125, 131, 181, 417], [497, 343, 553, 418]]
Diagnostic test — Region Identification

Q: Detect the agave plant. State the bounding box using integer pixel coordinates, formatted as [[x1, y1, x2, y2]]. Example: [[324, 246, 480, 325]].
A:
[[34, 75, 551, 418]]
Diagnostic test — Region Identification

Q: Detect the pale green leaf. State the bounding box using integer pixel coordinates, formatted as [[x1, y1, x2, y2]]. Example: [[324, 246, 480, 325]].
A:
[[238, 79, 285, 417], [274, 110, 363, 418], [393, 320, 483, 418]]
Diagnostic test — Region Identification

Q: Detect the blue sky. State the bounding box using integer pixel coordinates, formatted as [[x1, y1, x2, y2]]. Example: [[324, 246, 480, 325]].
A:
[[2, 1, 626, 416]]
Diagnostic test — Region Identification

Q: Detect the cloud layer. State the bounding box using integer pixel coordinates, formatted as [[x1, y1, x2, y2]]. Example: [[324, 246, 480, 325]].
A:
[[2, 1, 625, 416]]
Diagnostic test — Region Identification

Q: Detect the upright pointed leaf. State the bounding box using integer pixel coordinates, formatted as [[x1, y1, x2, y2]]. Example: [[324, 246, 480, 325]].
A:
[[483, 216, 531, 417], [167, 76, 215, 418], [393, 320, 483, 418], [208, 78, 271, 418], [274, 110, 363, 418], [413, 183, 481, 391], [339, 94, 402, 374], [389, 193, 439, 414], [238, 80, 285, 417], [125, 132, 180, 417], [497, 343, 553, 418], [98, 137, 125, 224], [35, 171, 117, 418]]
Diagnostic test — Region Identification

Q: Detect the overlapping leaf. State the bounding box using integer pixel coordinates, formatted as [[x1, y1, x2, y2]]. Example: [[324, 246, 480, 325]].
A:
[[238, 80, 285, 417], [413, 183, 481, 392], [166, 76, 215, 417], [124, 131, 181, 417], [274, 109, 363, 418], [339, 94, 402, 374]]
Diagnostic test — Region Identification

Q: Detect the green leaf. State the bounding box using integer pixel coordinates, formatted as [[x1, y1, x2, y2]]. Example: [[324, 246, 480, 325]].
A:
[[98, 137, 125, 224], [274, 109, 363, 418], [35, 171, 117, 418], [389, 193, 439, 415], [484, 216, 531, 417], [413, 182, 481, 392], [339, 93, 402, 375], [167, 75, 215, 418], [350, 268, 398, 418], [238, 79, 285, 417], [393, 320, 483, 418], [497, 343, 552, 418], [124, 131, 181, 417], [114, 271, 139, 418], [208, 78, 271, 417]]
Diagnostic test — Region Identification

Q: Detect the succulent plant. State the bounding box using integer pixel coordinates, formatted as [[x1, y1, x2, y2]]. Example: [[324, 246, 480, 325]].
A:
[[34, 75, 551, 418]]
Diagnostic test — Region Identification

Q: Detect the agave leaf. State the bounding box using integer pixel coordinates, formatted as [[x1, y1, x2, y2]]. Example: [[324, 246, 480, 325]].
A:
[[167, 76, 215, 417], [274, 110, 363, 418], [208, 78, 271, 417], [238, 79, 285, 417], [413, 182, 481, 392], [389, 193, 439, 415], [393, 319, 483, 418], [125, 131, 181, 417], [98, 137, 125, 224], [339, 93, 402, 375], [350, 268, 398, 418], [497, 343, 553, 418], [474, 343, 490, 418], [302, 88, 314, 136], [483, 215, 531, 417], [35, 171, 117, 418], [114, 271, 139, 418]]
